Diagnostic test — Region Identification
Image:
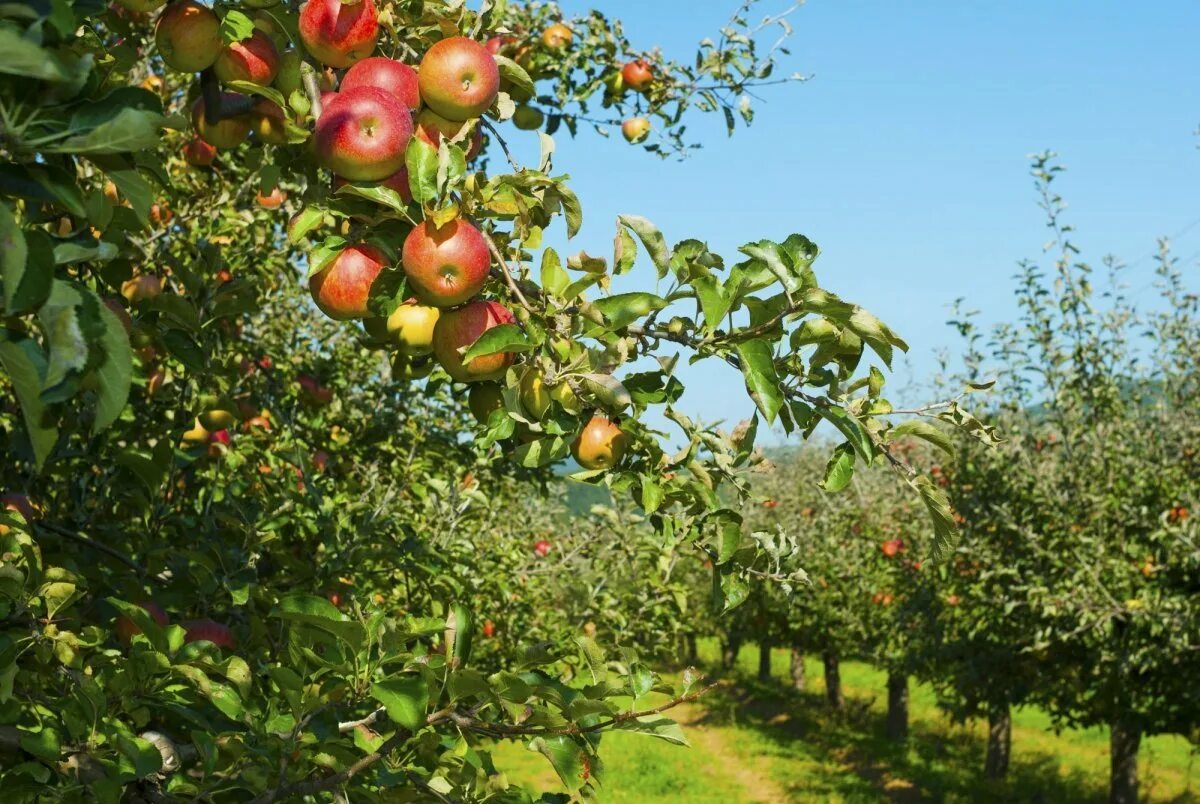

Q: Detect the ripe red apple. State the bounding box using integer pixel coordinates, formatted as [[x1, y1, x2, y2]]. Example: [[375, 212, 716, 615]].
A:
[[308, 243, 388, 320], [299, 0, 378, 68], [482, 619, 495, 638], [155, 1, 222, 73], [298, 374, 333, 405], [622, 117, 651, 144], [257, 187, 287, 208], [214, 30, 279, 86], [621, 59, 654, 92], [401, 219, 490, 307], [340, 57, 420, 111], [414, 110, 483, 160], [314, 86, 413, 182], [881, 539, 904, 558], [116, 601, 169, 645], [571, 415, 628, 470], [541, 23, 572, 50], [183, 136, 217, 167], [417, 37, 500, 121], [431, 300, 516, 382], [946, 594, 961, 607], [191, 96, 251, 150], [183, 619, 237, 650], [327, 591, 342, 607], [486, 35, 516, 55], [534, 539, 552, 557]]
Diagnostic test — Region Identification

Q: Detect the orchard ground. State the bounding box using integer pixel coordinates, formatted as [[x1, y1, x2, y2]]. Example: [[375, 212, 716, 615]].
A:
[[496, 641, 1199, 802]]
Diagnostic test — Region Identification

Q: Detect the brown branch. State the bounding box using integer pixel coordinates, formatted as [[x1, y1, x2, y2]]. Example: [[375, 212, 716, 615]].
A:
[[479, 118, 521, 171], [482, 231, 533, 313]]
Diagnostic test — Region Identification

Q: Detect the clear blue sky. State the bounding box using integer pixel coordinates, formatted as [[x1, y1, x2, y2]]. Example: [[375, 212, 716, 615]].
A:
[[521, 1, 1200, 440]]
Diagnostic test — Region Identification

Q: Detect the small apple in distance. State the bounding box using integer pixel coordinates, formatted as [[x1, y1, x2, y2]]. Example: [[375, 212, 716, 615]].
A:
[[257, 187, 287, 208], [298, 374, 333, 405], [364, 300, 440, 354], [183, 619, 237, 650], [486, 35, 516, 55], [534, 539, 552, 558], [621, 59, 654, 92], [414, 110, 483, 160], [622, 117, 651, 144], [312, 450, 330, 473], [431, 300, 516, 382], [121, 274, 163, 303], [340, 57, 421, 111], [299, 0, 378, 69], [183, 136, 217, 167], [417, 37, 500, 121], [309, 243, 388, 320], [881, 539, 905, 558], [214, 30, 279, 86], [482, 619, 495, 638], [512, 105, 544, 131], [192, 96, 251, 150], [401, 219, 490, 308], [571, 414, 629, 470], [314, 86, 413, 182], [541, 23, 572, 50], [116, 602, 169, 645], [155, 1, 222, 73]]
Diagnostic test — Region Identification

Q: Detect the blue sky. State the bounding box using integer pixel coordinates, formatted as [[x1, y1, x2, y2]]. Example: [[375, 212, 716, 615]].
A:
[[520, 1, 1200, 440]]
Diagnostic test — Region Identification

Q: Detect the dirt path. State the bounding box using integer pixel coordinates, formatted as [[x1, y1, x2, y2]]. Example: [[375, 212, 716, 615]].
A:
[[671, 702, 791, 803]]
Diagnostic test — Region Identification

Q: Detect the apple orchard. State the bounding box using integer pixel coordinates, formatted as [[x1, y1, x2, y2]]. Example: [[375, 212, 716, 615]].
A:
[[0, 0, 1108, 800]]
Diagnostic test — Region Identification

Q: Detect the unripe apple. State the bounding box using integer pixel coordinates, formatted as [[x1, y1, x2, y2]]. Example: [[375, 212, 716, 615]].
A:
[[183, 619, 237, 650], [314, 86, 412, 182], [308, 243, 388, 320], [468, 382, 504, 423], [512, 105, 544, 131], [414, 110, 483, 160], [340, 57, 420, 111], [571, 414, 628, 470], [621, 59, 654, 93], [155, 1, 222, 73], [519, 368, 553, 418], [121, 274, 163, 303], [622, 117, 651, 144], [432, 300, 516, 382], [192, 96, 251, 150], [391, 354, 434, 381], [242, 0, 279, 8], [274, 49, 303, 96], [214, 30, 279, 86], [116, 601, 169, 645], [183, 136, 217, 167], [417, 37, 500, 122], [299, 0, 378, 69], [364, 300, 440, 355], [401, 219, 490, 308], [541, 23, 572, 50]]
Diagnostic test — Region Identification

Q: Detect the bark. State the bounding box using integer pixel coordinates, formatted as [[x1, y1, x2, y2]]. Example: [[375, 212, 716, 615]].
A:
[[984, 704, 1012, 780], [789, 647, 806, 692], [822, 651, 843, 709], [758, 642, 772, 681], [721, 633, 742, 670], [1109, 719, 1141, 804], [885, 672, 908, 741], [686, 633, 698, 664]]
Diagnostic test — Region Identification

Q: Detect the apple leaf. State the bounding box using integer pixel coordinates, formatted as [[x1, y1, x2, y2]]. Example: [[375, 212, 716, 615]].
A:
[[616, 215, 669, 279], [370, 676, 428, 732], [734, 340, 783, 424], [461, 323, 532, 362]]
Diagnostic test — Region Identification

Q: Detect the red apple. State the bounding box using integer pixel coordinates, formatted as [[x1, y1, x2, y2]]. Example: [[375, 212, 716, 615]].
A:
[[417, 37, 500, 121], [431, 300, 516, 382], [102, 298, 133, 334], [309, 243, 388, 320], [482, 619, 495, 638], [183, 619, 237, 650], [299, 0, 378, 69], [183, 136, 217, 167], [621, 117, 651, 144], [314, 86, 413, 182], [414, 109, 483, 160], [191, 96, 251, 150], [881, 539, 905, 558], [312, 450, 330, 473], [116, 601, 169, 645], [571, 415, 628, 470], [298, 374, 333, 405], [486, 35, 516, 55], [214, 30, 279, 86], [121, 274, 163, 303], [534, 539, 551, 557], [401, 219, 489, 308], [340, 57, 420, 111], [155, 0, 222, 73], [1, 493, 36, 521], [257, 187, 287, 208], [327, 591, 342, 607], [621, 59, 654, 92]]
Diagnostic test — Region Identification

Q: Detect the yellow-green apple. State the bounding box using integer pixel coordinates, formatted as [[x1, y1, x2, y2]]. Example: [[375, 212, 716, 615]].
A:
[[155, 1, 221, 73], [340, 56, 421, 111], [413, 110, 483, 160], [468, 382, 504, 423], [622, 117, 651, 144], [519, 368, 579, 418], [214, 30, 279, 86], [391, 354, 434, 380], [116, 602, 169, 645], [192, 96, 251, 149], [401, 219, 489, 307], [308, 243, 388, 320], [417, 37, 500, 121], [183, 136, 217, 167], [198, 397, 239, 431], [364, 299, 440, 354], [314, 86, 412, 181], [512, 105, 544, 130], [571, 414, 628, 470], [181, 418, 210, 445], [299, 0, 378, 68], [121, 274, 162, 303], [183, 619, 237, 650], [541, 23, 572, 49], [275, 49, 303, 95], [432, 300, 516, 382], [621, 59, 654, 92]]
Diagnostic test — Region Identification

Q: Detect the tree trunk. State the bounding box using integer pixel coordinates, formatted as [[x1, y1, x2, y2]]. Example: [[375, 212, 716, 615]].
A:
[[822, 651, 843, 709], [885, 672, 908, 741], [757, 643, 772, 681], [984, 704, 1012, 780], [1109, 719, 1140, 804], [722, 633, 742, 670], [789, 647, 806, 692], [686, 632, 698, 664]]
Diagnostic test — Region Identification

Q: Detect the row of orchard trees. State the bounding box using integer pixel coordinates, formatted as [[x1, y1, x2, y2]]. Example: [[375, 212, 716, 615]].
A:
[[721, 158, 1200, 804]]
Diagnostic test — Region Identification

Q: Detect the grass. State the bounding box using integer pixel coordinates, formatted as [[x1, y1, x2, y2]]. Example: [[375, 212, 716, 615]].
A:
[[491, 640, 1200, 802]]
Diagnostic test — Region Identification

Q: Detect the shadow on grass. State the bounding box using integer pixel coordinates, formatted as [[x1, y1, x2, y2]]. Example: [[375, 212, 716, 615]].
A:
[[690, 666, 1114, 803]]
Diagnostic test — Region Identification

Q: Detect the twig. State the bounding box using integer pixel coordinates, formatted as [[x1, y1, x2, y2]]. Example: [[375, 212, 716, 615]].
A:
[[35, 522, 152, 579], [482, 231, 532, 312], [480, 118, 521, 171]]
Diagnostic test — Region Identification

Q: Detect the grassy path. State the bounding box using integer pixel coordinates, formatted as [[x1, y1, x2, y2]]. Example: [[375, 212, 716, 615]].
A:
[[493, 642, 1199, 802]]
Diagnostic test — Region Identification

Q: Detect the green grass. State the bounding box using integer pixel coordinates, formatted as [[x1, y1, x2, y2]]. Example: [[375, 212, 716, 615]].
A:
[[491, 641, 1200, 802]]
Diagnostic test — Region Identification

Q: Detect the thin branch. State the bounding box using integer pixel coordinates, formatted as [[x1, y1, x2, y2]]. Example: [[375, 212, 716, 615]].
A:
[[482, 231, 533, 312], [35, 522, 152, 579], [479, 118, 521, 171]]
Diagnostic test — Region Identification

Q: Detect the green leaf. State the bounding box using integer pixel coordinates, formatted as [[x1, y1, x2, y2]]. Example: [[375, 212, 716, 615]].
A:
[[2, 204, 48, 315], [18, 727, 61, 763], [911, 474, 959, 561], [693, 273, 731, 333], [0, 164, 86, 217], [712, 511, 742, 565], [370, 676, 428, 731], [274, 594, 365, 649], [306, 236, 346, 278], [91, 293, 132, 434], [592, 292, 666, 330], [575, 636, 607, 684], [613, 225, 637, 276], [333, 181, 409, 213], [0, 336, 57, 468], [513, 436, 570, 468], [890, 419, 954, 456], [816, 405, 874, 463], [37, 281, 93, 403], [405, 137, 439, 205], [578, 373, 631, 411], [116, 735, 163, 779], [614, 716, 689, 746], [494, 55, 534, 100], [287, 207, 324, 244], [221, 11, 258, 43], [718, 568, 749, 613], [558, 185, 583, 239], [0, 28, 91, 84], [461, 323, 531, 362], [529, 735, 594, 792], [846, 307, 908, 368], [45, 109, 164, 155], [540, 248, 568, 296], [819, 443, 855, 492], [734, 340, 783, 424], [616, 215, 669, 279]]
